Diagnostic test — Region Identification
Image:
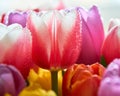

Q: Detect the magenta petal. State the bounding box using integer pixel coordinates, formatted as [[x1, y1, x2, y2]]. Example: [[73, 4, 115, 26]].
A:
[[4, 11, 28, 27], [98, 59, 120, 96], [8, 65, 26, 94], [76, 6, 104, 64], [77, 7, 88, 21], [76, 18, 98, 64], [0, 64, 26, 96], [87, 6, 104, 56], [0, 66, 15, 96], [98, 77, 120, 96], [103, 59, 120, 78]]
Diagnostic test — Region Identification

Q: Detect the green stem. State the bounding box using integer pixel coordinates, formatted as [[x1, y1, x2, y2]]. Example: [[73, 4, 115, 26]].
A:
[[51, 70, 58, 95]]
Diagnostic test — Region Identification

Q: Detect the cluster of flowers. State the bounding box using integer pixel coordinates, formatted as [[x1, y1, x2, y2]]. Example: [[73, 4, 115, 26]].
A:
[[0, 3, 120, 96]]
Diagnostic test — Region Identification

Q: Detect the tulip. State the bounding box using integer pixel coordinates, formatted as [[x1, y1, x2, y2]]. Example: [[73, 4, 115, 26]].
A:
[[3, 11, 28, 27], [19, 68, 63, 96], [0, 23, 33, 79], [0, 64, 26, 96], [98, 59, 120, 96], [76, 6, 104, 64], [101, 19, 120, 64], [62, 63, 105, 96], [27, 10, 82, 70]]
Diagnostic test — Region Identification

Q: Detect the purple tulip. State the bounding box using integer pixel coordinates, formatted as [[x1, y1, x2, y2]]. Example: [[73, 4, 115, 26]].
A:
[[98, 59, 120, 96], [3, 11, 28, 27], [0, 64, 26, 96], [76, 6, 104, 64]]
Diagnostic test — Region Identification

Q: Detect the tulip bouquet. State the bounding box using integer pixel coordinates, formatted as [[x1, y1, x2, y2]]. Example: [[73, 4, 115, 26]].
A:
[[0, 1, 120, 96]]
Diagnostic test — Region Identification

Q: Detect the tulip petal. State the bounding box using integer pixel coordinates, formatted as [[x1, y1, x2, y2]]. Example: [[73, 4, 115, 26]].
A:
[[98, 77, 120, 96], [0, 65, 15, 96], [71, 76, 100, 96], [0, 64, 26, 96], [3, 28, 32, 79], [98, 59, 120, 96], [57, 10, 81, 68], [76, 6, 104, 64], [62, 63, 105, 96], [4, 11, 27, 27], [87, 6, 104, 56], [0, 23, 33, 78], [0, 23, 22, 62], [8, 65, 26, 94], [27, 11, 52, 69], [76, 17, 98, 64], [108, 19, 120, 32]]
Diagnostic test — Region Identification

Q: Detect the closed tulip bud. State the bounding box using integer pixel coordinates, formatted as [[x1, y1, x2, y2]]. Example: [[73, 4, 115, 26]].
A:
[[76, 6, 104, 64], [27, 10, 82, 70], [0, 23, 33, 79], [101, 19, 120, 64], [62, 63, 105, 96], [98, 59, 120, 96], [0, 64, 26, 96]]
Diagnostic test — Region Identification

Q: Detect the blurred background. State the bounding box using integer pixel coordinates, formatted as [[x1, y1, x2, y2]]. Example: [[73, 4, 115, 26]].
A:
[[0, 0, 120, 32]]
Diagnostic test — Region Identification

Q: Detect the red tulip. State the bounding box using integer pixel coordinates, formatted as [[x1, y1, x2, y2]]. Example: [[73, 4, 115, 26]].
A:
[[27, 10, 82, 70], [101, 19, 120, 64], [62, 63, 105, 96], [0, 23, 33, 79], [0, 64, 26, 96], [76, 6, 104, 64]]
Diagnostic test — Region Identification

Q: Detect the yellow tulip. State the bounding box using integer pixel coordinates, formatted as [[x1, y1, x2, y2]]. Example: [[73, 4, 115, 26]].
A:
[[19, 68, 62, 96]]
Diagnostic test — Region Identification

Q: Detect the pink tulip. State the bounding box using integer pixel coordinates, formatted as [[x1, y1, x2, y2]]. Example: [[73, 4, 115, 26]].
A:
[[0, 64, 26, 96], [27, 10, 82, 70], [0, 23, 33, 79], [98, 59, 120, 96], [3, 11, 28, 27], [76, 6, 104, 64], [101, 19, 120, 64]]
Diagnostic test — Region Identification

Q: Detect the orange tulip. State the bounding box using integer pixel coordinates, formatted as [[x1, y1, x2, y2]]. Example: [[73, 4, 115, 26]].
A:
[[62, 63, 105, 96]]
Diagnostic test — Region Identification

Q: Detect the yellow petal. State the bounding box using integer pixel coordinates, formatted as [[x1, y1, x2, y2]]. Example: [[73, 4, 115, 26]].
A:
[[28, 69, 38, 85], [19, 85, 56, 96], [27, 68, 63, 96]]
